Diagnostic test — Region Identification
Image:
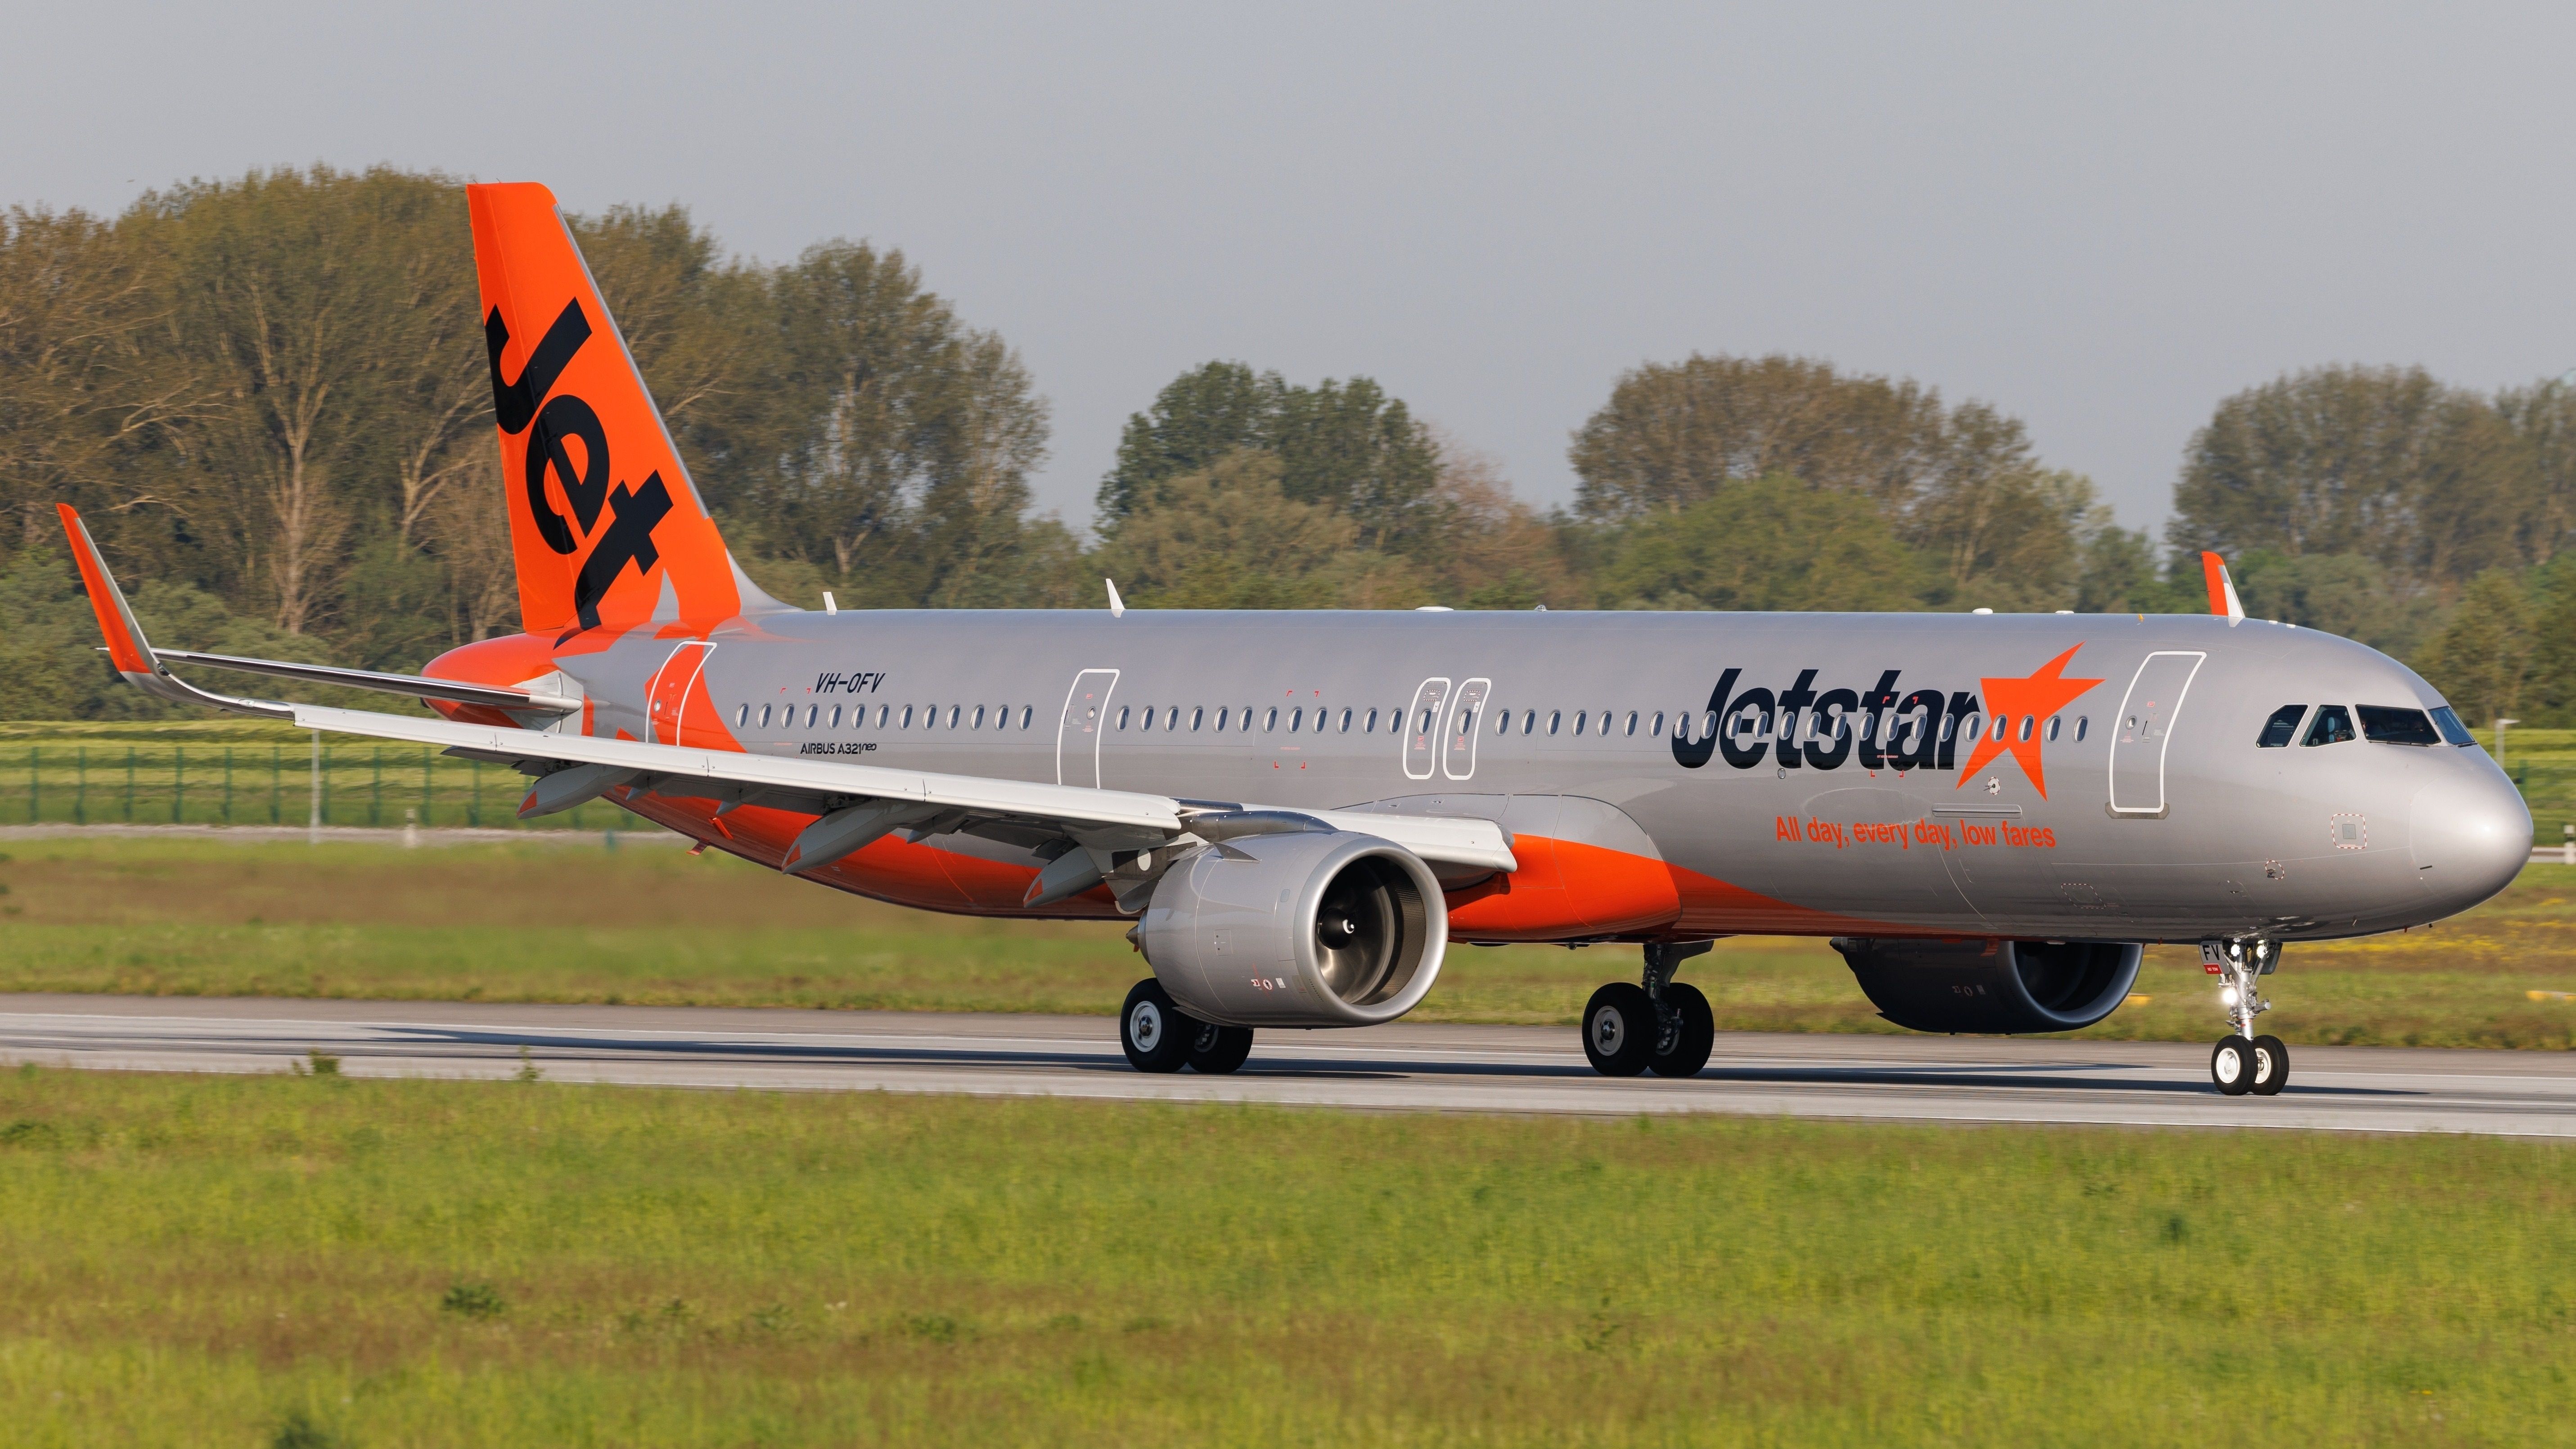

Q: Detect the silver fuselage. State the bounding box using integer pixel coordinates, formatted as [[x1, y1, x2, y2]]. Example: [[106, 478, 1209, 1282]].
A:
[[512, 607, 2531, 945]]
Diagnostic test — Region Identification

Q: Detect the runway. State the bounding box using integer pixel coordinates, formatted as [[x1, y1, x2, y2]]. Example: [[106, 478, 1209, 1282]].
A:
[[4, 993, 2575, 1136]]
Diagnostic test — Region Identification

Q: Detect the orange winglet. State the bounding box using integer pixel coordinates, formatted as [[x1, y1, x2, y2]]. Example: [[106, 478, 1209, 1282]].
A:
[[2199, 552, 2228, 616], [56, 504, 155, 676]]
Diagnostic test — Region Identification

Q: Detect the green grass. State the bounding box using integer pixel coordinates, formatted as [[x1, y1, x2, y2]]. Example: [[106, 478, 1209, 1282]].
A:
[[0, 1067, 2568, 1446], [7, 835, 2576, 1046]]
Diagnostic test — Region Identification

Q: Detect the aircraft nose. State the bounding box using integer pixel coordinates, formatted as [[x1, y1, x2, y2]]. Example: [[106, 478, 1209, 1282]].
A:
[[2410, 765, 2533, 910]]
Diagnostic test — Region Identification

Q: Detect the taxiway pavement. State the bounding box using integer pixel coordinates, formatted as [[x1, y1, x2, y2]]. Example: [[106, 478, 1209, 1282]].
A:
[[2, 994, 2572, 1136]]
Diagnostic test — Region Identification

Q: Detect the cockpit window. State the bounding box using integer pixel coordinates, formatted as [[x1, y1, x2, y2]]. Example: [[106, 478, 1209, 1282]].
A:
[[2301, 704, 2355, 747], [2256, 705, 2307, 748], [2358, 705, 2443, 746], [2428, 705, 2478, 747]]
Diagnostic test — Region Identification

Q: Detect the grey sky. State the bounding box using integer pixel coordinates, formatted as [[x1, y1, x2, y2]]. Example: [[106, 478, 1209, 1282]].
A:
[[9, 2, 2575, 540]]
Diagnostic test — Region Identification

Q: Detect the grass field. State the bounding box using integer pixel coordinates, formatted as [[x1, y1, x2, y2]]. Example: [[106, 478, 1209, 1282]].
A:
[[6, 834, 2576, 1047], [0, 1067, 2569, 1446]]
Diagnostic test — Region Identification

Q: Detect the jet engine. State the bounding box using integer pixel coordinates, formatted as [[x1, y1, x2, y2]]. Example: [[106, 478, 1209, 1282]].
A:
[[1830, 937, 2142, 1034], [1139, 829, 1447, 1028]]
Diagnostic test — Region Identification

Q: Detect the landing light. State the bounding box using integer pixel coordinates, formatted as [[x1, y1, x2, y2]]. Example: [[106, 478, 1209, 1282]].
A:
[[2220, 986, 2242, 1007]]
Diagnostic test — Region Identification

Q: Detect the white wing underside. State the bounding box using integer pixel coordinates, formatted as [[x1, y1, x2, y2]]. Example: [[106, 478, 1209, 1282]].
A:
[[288, 701, 1519, 873]]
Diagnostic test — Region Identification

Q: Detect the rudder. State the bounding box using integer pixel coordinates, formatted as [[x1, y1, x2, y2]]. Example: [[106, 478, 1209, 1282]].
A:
[[468, 182, 780, 637]]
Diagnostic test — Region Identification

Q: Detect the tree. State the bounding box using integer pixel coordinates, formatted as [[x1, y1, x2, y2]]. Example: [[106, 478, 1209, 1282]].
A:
[[1591, 475, 1929, 612], [2417, 570, 2534, 726], [1097, 362, 1439, 550], [1097, 362, 1279, 522], [0, 206, 207, 557], [1095, 450, 1381, 609], [1569, 353, 2103, 608], [2171, 365, 2535, 592], [1567, 354, 1944, 521]]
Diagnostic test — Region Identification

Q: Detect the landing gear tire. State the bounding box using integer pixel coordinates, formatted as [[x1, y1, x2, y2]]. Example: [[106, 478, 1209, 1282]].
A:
[[1649, 982, 1716, 1078], [1120, 978, 1194, 1074], [1582, 982, 1657, 1077], [2211, 1035, 2256, 1096], [2250, 1035, 2288, 1096], [1187, 1020, 1256, 1075]]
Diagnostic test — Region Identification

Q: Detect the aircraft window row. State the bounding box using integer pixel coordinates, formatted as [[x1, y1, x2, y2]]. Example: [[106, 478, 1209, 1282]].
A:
[[2256, 703, 2454, 748], [735, 702, 1043, 732], [733, 696, 2089, 751]]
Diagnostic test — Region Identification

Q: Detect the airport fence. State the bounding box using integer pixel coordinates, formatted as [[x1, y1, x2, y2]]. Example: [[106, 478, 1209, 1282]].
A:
[[0, 739, 614, 830]]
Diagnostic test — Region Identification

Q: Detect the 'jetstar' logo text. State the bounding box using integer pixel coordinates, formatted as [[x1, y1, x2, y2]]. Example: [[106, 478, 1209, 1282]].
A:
[[485, 299, 672, 631], [1672, 646, 2102, 798]]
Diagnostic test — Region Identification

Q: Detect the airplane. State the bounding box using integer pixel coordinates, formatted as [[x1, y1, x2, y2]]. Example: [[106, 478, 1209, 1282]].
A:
[[54, 181, 2533, 1097]]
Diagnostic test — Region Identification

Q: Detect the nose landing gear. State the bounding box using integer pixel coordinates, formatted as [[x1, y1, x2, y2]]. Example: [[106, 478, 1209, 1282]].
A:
[[2205, 940, 2287, 1097], [1581, 940, 1718, 1078]]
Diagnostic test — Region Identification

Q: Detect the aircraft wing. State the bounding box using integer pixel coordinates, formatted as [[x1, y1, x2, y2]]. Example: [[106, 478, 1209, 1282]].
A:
[[53, 504, 1517, 884]]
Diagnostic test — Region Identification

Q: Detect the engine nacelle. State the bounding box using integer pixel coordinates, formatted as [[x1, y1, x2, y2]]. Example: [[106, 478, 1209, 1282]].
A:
[[1831, 937, 2142, 1034], [1139, 830, 1447, 1027]]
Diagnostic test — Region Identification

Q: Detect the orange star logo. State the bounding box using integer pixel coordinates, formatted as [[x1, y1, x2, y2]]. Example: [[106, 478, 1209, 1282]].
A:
[[1954, 644, 2103, 800]]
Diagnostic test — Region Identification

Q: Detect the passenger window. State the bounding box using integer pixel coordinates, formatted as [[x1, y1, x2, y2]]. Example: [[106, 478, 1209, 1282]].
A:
[[899, 705, 913, 729], [1543, 710, 1558, 735], [2045, 715, 2060, 742], [1339, 707, 1352, 732], [759, 704, 772, 729], [829, 705, 842, 729], [1361, 707, 1375, 733], [1117, 706, 1131, 730], [2358, 705, 2442, 746], [735, 703, 749, 728], [1189, 706, 1202, 732], [1572, 711, 1587, 736], [2302, 704, 2356, 747], [2075, 716, 2087, 741], [2017, 714, 2033, 742], [1266, 707, 1279, 731], [1626, 711, 1639, 736], [1651, 711, 1665, 737], [1522, 709, 1536, 734], [2255, 705, 2306, 748], [2428, 705, 2477, 746]]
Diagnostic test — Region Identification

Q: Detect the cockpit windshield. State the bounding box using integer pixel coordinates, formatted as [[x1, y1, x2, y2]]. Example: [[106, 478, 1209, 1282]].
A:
[[2428, 705, 2478, 747], [2301, 705, 2355, 747], [2358, 706, 2443, 746]]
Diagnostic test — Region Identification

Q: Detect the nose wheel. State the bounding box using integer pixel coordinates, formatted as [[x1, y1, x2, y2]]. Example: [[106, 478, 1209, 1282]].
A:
[[1581, 941, 1718, 1078], [2205, 941, 2288, 1096]]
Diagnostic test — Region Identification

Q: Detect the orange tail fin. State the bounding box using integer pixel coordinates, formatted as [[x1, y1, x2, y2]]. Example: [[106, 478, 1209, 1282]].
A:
[[468, 182, 779, 638]]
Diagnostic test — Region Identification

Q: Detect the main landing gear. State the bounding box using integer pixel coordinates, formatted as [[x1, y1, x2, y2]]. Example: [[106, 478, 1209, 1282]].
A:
[[1581, 940, 1718, 1078], [2207, 940, 2288, 1097], [1120, 978, 1254, 1075]]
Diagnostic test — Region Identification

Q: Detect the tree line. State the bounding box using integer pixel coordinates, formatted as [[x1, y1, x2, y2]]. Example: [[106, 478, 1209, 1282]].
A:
[[1, 166, 2567, 724]]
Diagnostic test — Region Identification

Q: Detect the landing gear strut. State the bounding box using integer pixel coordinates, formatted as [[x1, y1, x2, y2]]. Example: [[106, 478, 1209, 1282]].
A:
[[2206, 940, 2287, 1097], [1119, 978, 1255, 1075], [1582, 940, 1717, 1078]]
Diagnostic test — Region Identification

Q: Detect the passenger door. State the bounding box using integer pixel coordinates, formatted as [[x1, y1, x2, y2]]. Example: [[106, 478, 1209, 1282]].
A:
[[2108, 651, 2205, 817], [1056, 669, 1120, 787]]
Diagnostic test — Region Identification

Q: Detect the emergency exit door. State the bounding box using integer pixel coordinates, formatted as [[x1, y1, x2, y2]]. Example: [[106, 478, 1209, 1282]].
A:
[[1056, 669, 1120, 787]]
